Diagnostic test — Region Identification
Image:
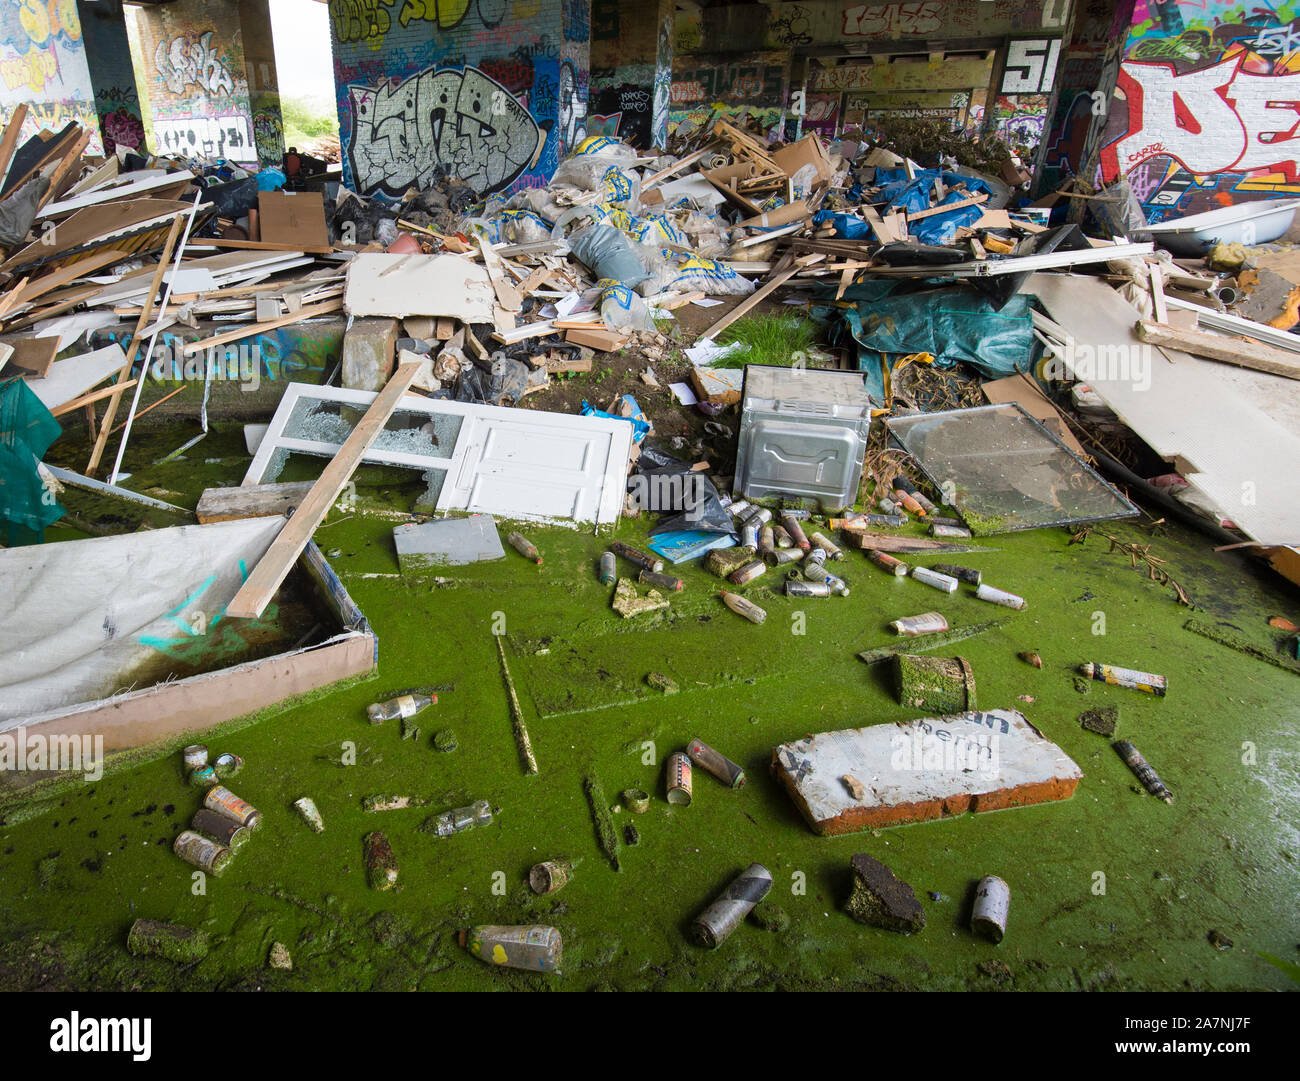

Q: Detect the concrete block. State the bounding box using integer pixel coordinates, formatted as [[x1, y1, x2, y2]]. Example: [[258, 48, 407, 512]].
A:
[[342, 317, 398, 393], [772, 709, 1083, 834], [845, 854, 925, 933]]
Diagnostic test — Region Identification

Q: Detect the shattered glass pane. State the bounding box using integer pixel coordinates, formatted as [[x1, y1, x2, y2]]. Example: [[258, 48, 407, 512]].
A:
[[886, 403, 1138, 534], [283, 400, 463, 458]]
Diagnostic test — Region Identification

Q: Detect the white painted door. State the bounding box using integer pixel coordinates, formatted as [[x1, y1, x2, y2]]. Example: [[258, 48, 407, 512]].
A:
[[443, 412, 629, 525]]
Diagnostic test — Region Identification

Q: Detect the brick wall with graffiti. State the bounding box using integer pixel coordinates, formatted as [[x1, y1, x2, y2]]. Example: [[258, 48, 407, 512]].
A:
[[1098, 0, 1300, 220], [330, 0, 590, 199], [0, 0, 102, 153], [131, 0, 257, 165], [80, 0, 144, 156]]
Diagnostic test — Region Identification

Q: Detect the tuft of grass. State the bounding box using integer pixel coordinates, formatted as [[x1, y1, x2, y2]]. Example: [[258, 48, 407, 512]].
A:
[[714, 313, 819, 368]]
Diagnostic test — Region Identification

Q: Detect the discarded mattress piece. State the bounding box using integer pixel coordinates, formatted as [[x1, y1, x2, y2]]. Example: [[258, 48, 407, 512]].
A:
[[0, 519, 376, 756], [771, 710, 1083, 834], [394, 514, 505, 571]]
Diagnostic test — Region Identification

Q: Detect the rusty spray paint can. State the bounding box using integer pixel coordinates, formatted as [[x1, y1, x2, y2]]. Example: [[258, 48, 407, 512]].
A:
[[932, 563, 981, 586], [528, 860, 571, 895], [911, 566, 959, 593], [930, 523, 972, 539], [728, 559, 767, 586], [808, 532, 843, 561], [461, 925, 562, 972], [189, 765, 218, 788], [293, 796, 325, 833], [890, 611, 949, 636], [173, 830, 232, 876], [191, 808, 250, 849], [878, 496, 899, 514], [802, 559, 849, 596], [770, 523, 794, 548], [506, 531, 543, 564], [1081, 662, 1167, 697], [780, 513, 811, 552], [971, 875, 1010, 943], [786, 579, 831, 598], [728, 500, 752, 520], [599, 551, 617, 584], [666, 751, 693, 805], [204, 786, 260, 830], [1114, 739, 1173, 802], [690, 863, 773, 948], [975, 583, 1026, 610], [867, 550, 909, 577], [687, 737, 746, 788], [720, 591, 766, 624], [766, 546, 803, 567], [182, 745, 209, 771], [639, 568, 684, 591], [609, 540, 663, 574], [758, 525, 776, 559], [365, 831, 399, 890]]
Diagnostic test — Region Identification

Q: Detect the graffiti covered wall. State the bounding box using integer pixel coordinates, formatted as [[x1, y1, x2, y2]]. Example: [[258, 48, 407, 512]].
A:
[[589, 0, 671, 149], [132, 0, 258, 164], [1098, 0, 1300, 219], [331, 0, 591, 199], [0, 0, 102, 153]]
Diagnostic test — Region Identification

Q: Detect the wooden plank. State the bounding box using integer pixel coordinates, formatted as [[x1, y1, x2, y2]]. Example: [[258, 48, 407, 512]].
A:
[[180, 298, 343, 356], [0, 103, 29, 188], [1135, 320, 1300, 382], [1148, 262, 1169, 324], [697, 265, 800, 342], [86, 213, 186, 475], [9, 248, 130, 308], [225, 362, 424, 619], [35, 128, 92, 211], [477, 235, 523, 311], [196, 480, 318, 524], [2, 335, 59, 377], [50, 379, 137, 417], [907, 192, 988, 222], [189, 237, 331, 254], [641, 147, 710, 190], [565, 326, 629, 351]]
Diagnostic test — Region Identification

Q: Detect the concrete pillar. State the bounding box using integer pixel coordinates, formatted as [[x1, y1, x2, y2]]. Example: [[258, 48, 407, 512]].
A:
[[332, 0, 591, 199], [0, 1, 102, 153], [78, 1, 147, 156], [238, 0, 285, 167], [591, 0, 672, 150]]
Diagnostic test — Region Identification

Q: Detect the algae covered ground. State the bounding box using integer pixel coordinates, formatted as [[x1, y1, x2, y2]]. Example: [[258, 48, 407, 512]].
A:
[[1, 424, 1298, 992]]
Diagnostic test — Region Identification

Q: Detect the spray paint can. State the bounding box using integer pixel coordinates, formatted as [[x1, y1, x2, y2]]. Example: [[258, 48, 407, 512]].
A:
[[1114, 740, 1173, 802], [781, 513, 811, 551], [720, 591, 766, 624], [213, 753, 243, 780], [743, 506, 773, 525], [365, 831, 399, 890], [740, 519, 760, 548], [926, 516, 963, 528], [808, 547, 827, 565], [932, 563, 981, 586], [191, 808, 250, 849], [599, 551, 617, 585], [808, 532, 844, 560], [622, 787, 650, 814], [528, 860, 571, 895], [687, 737, 746, 788], [189, 765, 218, 788], [173, 830, 232, 876], [666, 751, 693, 805], [609, 540, 663, 574], [690, 863, 773, 948], [728, 559, 767, 585], [867, 550, 909, 577], [204, 786, 261, 830], [890, 611, 950, 636], [766, 546, 803, 567], [975, 583, 1026, 610], [1080, 662, 1167, 697], [639, 568, 684, 591], [892, 490, 926, 517], [460, 925, 561, 972], [182, 745, 209, 771], [930, 523, 972, 539], [786, 579, 832, 598], [893, 476, 936, 514], [758, 525, 776, 558], [878, 496, 899, 514], [292, 797, 325, 833], [911, 566, 959, 593], [506, 531, 543, 564], [971, 875, 1010, 943], [728, 500, 752, 520], [803, 559, 849, 596], [770, 523, 794, 548]]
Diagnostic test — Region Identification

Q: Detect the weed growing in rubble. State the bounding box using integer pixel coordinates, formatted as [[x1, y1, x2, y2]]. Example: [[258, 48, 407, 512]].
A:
[[716, 314, 818, 368]]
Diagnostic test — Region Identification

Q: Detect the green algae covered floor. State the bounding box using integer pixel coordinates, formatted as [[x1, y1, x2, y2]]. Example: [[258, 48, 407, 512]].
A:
[[2, 451, 1299, 991]]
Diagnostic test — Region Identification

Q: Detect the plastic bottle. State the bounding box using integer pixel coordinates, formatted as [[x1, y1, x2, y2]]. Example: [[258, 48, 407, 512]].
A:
[[367, 693, 436, 724], [430, 799, 493, 837]]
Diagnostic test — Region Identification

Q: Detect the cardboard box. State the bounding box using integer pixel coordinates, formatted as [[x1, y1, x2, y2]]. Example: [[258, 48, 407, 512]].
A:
[[773, 134, 832, 184]]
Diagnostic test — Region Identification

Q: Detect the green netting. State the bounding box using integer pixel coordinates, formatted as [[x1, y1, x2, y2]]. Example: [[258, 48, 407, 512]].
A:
[[0, 377, 64, 546]]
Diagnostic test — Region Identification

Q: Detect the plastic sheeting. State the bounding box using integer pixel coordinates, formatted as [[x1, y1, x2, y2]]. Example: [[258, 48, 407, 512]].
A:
[[0, 517, 285, 722], [0, 379, 63, 546]]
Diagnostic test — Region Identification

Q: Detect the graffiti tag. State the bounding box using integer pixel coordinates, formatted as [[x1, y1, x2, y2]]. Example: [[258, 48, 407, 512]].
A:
[[154, 31, 235, 97]]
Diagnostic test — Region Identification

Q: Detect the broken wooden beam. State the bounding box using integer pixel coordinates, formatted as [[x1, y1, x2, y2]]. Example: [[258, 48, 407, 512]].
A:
[[1135, 320, 1300, 381]]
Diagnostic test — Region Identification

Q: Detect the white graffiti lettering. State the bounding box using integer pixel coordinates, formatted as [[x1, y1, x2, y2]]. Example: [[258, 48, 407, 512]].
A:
[[154, 31, 235, 98], [347, 65, 542, 197]]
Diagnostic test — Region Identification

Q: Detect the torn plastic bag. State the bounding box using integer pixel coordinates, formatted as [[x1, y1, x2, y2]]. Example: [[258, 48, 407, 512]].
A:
[[0, 379, 64, 546], [0, 177, 46, 247], [874, 241, 967, 267], [581, 400, 649, 443], [814, 210, 873, 240], [634, 446, 734, 535], [599, 278, 657, 331], [199, 176, 260, 221], [455, 353, 531, 406], [568, 223, 649, 287]]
